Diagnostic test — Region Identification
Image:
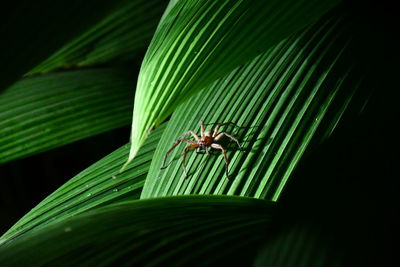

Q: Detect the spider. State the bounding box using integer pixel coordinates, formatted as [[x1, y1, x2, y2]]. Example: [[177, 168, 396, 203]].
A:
[[161, 120, 241, 178]]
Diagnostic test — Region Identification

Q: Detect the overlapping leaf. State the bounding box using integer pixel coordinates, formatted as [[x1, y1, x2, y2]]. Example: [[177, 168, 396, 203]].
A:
[[255, 222, 342, 267], [1, 0, 393, 266], [0, 124, 165, 243], [0, 195, 275, 266], [141, 7, 367, 200], [127, 0, 341, 163], [0, 0, 125, 90], [27, 0, 168, 75], [0, 68, 135, 164]]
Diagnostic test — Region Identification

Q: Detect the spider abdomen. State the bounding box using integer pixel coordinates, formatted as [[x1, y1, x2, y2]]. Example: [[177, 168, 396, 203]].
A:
[[203, 136, 213, 146]]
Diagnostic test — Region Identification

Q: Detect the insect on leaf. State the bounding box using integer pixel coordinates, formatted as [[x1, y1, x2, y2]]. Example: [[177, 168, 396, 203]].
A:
[[126, 0, 342, 166], [141, 6, 370, 200]]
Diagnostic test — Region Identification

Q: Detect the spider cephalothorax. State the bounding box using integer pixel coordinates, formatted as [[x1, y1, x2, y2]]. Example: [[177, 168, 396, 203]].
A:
[[161, 121, 241, 178]]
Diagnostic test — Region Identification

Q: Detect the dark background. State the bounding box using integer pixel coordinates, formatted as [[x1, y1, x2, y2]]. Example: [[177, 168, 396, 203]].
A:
[[0, 2, 398, 265]]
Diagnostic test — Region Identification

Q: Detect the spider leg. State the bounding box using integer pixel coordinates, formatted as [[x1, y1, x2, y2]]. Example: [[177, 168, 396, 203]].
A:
[[161, 139, 196, 169], [178, 131, 201, 142], [214, 132, 241, 149], [212, 122, 239, 137], [211, 143, 230, 179], [182, 144, 199, 178], [205, 146, 210, 155], [200, 120, 205, 138]]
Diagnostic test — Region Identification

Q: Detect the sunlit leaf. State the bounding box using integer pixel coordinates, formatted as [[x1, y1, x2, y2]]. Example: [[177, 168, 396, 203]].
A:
[[141, 7, 368, 200], [127, 0, 341, 164]]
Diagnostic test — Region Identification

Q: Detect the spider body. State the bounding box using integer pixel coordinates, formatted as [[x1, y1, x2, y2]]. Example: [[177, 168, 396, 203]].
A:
[[199, 131, 213, 150], [161, 121, 241, 178]]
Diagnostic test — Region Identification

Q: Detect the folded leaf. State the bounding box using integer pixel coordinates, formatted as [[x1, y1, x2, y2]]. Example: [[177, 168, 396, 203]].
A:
[[0, 124, 165, 243], [0, 195, 275, 266], [0, 68, 134, 164], [127, 0, 341, 163], [141, 7, 367, 200]]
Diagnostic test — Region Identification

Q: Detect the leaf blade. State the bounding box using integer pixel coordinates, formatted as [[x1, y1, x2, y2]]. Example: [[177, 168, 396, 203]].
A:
[[27, 0, 168, 75], [128, 0, 342, 162], [141, 6, 368, 200], [0, 0, 125, 90], [0, 123, 165, 243], [0, 68, 134, 163], [0, 195, 275, 266]]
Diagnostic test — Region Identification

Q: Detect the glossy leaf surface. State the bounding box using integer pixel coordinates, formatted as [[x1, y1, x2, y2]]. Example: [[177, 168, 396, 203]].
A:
[[0, 68, 135, 163], [128, 0, 341, 163], [0, 124, 165, 243], [141, 8, 366, 200]]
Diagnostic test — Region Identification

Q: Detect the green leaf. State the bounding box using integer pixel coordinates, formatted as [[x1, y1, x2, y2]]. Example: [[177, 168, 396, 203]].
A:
[[255, 222, 343, 267], [27, 0, 168, 75], [127, 0, 341, 163], [0, 0, 125, 90], [0, 123, 166, 243], [0, 195, 275, 266], [0, 68, 135, 164], [141, 7, 367, 200]]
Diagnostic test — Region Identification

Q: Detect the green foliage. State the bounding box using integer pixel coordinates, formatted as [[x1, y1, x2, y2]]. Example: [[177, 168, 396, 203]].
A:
[[0, 195, 275, 265], [0, 0, 168, 163], [127, 0, 341, 163], [0, 124, 165, 243], [141, 9, 365, 200], [0, 0, 126, 90], [0, 0, 396, 266], [0, 69, 134, 163], [27, 0, 168, 75]]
